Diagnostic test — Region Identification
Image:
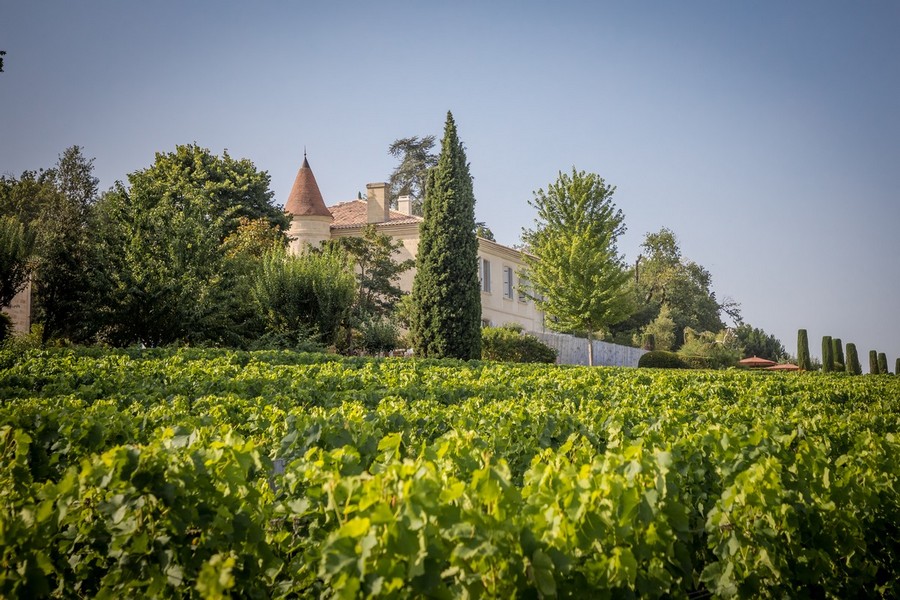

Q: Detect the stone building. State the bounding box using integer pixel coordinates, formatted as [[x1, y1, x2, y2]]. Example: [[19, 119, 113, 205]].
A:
[[285, 156, 546, 333]]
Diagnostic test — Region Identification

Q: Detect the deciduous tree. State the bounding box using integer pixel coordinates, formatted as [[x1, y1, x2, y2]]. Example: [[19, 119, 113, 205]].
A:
[[388, 135, 437, 215], [522, 168, 633, 366]]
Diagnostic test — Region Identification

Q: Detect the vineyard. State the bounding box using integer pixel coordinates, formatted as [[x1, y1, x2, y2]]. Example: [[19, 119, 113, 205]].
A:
[[1, 347, 898, 598]]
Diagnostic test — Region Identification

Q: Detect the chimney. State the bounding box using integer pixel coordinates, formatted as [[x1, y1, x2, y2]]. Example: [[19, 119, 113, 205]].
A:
[[366, 182, 390, 223], [397, 195, 412, 216]]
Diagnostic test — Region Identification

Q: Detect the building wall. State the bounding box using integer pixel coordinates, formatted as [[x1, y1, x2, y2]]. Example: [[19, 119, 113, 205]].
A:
[[535, 332, 648, 367], [2, 281, 32, 334], [331, 224, 545, 333]]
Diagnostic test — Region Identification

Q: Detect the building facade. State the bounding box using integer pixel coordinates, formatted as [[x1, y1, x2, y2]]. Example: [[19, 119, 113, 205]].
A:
[[285, 156, 546, 333]]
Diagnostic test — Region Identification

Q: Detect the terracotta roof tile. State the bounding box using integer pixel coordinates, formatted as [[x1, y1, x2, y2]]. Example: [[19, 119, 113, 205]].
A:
[[285, 157, 332, 218], [328, 200, 422, 229]]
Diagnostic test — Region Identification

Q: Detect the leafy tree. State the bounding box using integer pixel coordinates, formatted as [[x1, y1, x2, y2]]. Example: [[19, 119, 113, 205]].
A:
[[733, 323, 786, 361], [822, 336, 834, 373], [632, 228, 740, 349], [0, 216, 34, 307], [89, 145, 283, 346], [388, 135, 437, 215], [252, 246, 356, 347], [0, 147, 99, 342], [639, 303, 676, 351], [324, 224, 414, 322], [475, 222, 495, 241], [523, 168, 633, 366], [797, 329, 812, 370], [410, 112, 482, 360], [846, 343, 862, 375], [677, 327, 741, 369]]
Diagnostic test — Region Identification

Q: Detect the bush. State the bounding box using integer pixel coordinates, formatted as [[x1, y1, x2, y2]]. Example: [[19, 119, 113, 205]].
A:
[[638, 351, 688, 369], [481, 325, 557, 363], [878, 352, 889, 375], [797, 329, 811, 370], [822, 336, 834, 373], [0, 312, 11, 343], [360, 318, 399, 355], [845, 343, 862, 375], [832, 338, 845, 371]]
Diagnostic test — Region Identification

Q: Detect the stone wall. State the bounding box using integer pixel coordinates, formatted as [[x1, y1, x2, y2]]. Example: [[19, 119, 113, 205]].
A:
[[534, 331, 647, 367], [2, 281, 32, 334]]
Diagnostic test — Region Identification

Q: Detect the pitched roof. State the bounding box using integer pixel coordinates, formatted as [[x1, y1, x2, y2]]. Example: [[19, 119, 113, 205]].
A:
[[328, 200, 422, 229], [285, 156, 332, 218]]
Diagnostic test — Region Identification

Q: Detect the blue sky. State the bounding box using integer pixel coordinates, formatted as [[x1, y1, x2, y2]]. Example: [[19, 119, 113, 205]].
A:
[[2, 1, 898, 369]]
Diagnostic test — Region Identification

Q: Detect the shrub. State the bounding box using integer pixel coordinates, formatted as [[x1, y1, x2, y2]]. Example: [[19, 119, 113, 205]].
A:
[[832, 338, 845, 371], [360, 318, 399, 355], [0, 313, 11, 343], [638, 351, 688, 369], [821, 336, 834, 373], [896, 358, 900, 376], [481, 325, 557, 363], [641, 333, 656, 351], [797, 329, 811, 371], [845, 343, 862, 375], [878, 352, 889, 375], [869, 350, 879, 375]]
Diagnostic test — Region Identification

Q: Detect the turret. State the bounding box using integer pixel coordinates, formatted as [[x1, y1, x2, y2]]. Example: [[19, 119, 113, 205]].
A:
[[284, 154, 333, 253]]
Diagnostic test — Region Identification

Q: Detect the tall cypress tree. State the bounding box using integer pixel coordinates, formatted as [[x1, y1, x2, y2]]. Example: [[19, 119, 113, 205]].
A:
[[797, 329, 811, 371], [821, 335, 834, 373], [410, 112, 481, 359], [846, 343, 862, 375], [868, 350, 879, 375], [877, 352, 888, 375], [832, 337, 844, 371]]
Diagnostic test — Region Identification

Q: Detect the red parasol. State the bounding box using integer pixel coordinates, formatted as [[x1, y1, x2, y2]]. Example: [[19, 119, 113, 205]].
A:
[[738, 356, 777, 368]]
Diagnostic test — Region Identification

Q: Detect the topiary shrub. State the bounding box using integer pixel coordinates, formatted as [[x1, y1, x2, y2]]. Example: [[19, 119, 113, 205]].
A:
[[832, 338, 844, 371], [896, 358, 900, 376], [845, 343, 862, 375], [878, 352, 889, 375], [638, 351, 688, 369], [797, 329, 811, 371], [821, 336, 833, 372], [481, 325, 557, 364], [869, 350, 879, 375]]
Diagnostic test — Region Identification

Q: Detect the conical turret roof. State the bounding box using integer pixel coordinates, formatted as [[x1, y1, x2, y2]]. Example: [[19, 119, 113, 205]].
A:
[[285, 155, 332, 217]]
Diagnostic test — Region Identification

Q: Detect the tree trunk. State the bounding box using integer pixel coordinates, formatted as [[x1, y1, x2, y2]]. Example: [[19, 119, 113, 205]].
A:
[[587, 329, 594, 367]]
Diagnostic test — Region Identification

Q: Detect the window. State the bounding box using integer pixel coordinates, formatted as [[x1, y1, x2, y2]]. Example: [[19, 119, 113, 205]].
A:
[[480, 258, 491, 293], [517, 276, 529, 302], [481, 318, 492, 328], [503, 266, 514, 299]]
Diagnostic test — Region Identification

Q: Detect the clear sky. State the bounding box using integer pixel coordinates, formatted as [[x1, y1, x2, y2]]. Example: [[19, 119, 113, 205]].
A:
[[2, 1, 898, 369]]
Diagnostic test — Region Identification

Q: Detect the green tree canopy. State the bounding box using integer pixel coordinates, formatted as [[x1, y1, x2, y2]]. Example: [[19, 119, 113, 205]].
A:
[[0, 146, 99, 341], [0, 216, 34, 307], [410, 112, 482, 360], [324, 224, 413, 322], [733, 323, 787, 362], [252, 246, 357, 347], [632, 227, 740, 349], [522, 168, 633, 366], [89, 145, 284, 346], [388, 135, 437, 215]]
